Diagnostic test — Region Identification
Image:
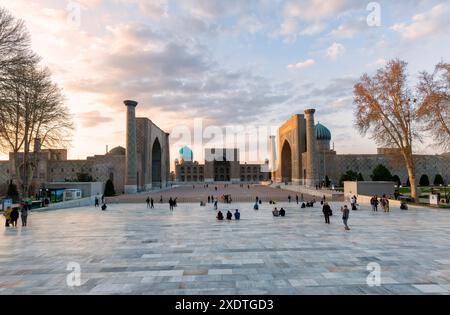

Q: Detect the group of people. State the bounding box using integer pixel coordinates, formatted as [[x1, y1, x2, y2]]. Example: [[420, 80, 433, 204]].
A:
[[272, 207, 286, 217], [3, 202, 30, 228], [94, 195, 107, 211], [370, 195, 390, 212], [169, 197, 177, 211], [301, 200, 316, 208], [322, 202, 350, 230], [216, 209, 240, 221]]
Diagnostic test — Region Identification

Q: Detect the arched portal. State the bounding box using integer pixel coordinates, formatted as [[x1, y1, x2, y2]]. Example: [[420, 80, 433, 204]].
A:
[[152, 138, 162, 187], [281, 140, 292, 183]]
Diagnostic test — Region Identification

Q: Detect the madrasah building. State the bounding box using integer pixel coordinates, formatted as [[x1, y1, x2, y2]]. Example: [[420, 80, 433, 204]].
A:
[[270, 109, 450, 187], [1, 105, 449, 196], [0, 100, 171, 195]]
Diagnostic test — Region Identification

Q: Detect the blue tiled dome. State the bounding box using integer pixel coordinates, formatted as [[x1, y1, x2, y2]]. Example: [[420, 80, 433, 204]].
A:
[[179, 146, 193, 160], [315, 123, 331, 141]]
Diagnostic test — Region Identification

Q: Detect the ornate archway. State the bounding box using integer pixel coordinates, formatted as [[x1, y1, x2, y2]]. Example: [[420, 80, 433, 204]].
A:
[[152, 138, 162, 187], [281, 140, 292, 183]]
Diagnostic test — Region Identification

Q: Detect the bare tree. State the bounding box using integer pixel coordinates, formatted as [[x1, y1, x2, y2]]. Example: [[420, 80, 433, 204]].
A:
[[0, 8, 73, 198], [417, 62, 450, 151], [354, 59, 420, 201], [0, 7, 32, 71]]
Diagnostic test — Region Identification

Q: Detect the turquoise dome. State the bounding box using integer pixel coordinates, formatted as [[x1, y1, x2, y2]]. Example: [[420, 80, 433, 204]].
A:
[[315, 123, 331, 141], [179, 146, 193, 161]]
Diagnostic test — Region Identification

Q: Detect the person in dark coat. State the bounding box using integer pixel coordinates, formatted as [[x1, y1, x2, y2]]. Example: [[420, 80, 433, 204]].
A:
[[341, 205, 350, 230], [226, 211, 233, 220], [216, 211, 224, 220], [94, 196, 99, 208], [10, 208, 19, 227], [279, 208, 286, 217], [21, 205, 29, 227], [322, 202, 332, 224]]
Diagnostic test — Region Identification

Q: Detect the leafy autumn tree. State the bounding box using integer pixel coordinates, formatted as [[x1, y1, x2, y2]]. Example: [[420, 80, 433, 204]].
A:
[[417, 62, 450, 150], [354, 59, 420, 201]]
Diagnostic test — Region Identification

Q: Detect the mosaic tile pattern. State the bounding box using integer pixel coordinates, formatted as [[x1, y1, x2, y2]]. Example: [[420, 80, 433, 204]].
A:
[[1, 202, 450, 295]]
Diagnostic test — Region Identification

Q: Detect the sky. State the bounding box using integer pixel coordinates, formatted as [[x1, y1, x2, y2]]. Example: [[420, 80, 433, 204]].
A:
[[0, 0, 449, 163]]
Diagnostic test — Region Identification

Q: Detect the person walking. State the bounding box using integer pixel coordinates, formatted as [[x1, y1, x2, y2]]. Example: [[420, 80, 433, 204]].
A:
[[10, 207, 19, 228], [351, 195, 357, 210], [146, 197, 151, 208], [370, 196, 378, 212], [95, 196, 100, 208], [169, 198, 174, 212], [341, 205, 350, 230], [322, 202, 332, 224], [150, 198, 154, 209], [214, 199, 218, 210], [288, 195, 291, 203], [3, 206, 12, 227], [208, 196, 211, 204], [296, 195, 299, 204], [21, 204, 29, 227]]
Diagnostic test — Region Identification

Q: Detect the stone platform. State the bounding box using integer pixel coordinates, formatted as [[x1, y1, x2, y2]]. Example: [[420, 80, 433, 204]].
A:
[[1, 202, 450, 295]]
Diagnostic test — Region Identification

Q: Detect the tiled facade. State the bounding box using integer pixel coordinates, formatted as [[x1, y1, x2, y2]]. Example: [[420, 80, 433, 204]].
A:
[[174, 148, 271, 183], [273, 110, 450, 186], [0, 103, 170, 196]]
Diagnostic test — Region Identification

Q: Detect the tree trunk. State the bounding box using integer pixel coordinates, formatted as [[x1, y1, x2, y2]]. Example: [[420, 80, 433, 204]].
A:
[[405, 158, 417, 202]]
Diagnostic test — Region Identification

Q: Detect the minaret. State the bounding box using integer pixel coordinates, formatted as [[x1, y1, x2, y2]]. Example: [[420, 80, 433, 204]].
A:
[[304, 109, 318, 187], [124, 100, 138, 194], [269, 135, 277, 173]]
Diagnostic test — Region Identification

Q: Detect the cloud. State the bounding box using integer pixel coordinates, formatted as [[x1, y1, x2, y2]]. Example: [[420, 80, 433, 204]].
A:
[[391, 3, 450, 40], [287, 59, 316, 71], [137, 0, 169, 18], [328, 18, 367, 38], [283, 0, 359, 21], [300, 23, 326, 36], [78, 111, 114, 128], [326, 42, 345, 60]]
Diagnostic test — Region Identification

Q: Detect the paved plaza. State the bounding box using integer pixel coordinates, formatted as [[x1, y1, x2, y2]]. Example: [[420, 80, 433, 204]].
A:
[[1, 201, 450, 295], [109, 184, 315, 203]]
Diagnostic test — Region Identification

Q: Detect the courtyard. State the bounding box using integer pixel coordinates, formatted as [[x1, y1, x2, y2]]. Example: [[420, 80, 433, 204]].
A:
[[1, 200, 450, 295]]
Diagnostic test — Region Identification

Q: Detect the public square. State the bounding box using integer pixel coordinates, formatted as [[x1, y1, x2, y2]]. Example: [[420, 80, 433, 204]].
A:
[[2, 200, 450, 295]]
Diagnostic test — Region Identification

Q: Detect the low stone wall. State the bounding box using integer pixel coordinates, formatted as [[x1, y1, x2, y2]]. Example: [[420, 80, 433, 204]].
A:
[[33, 196, 95, 212], [275, 184, 344, 201]]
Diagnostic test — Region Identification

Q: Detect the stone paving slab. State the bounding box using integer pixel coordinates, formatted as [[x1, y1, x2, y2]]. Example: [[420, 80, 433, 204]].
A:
[[1, 201, 450, 295]]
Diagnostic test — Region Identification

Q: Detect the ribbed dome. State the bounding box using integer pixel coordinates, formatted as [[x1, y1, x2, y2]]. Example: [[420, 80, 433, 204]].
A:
[[108, 146, 126, 155], [315, 123, 331, 141]]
